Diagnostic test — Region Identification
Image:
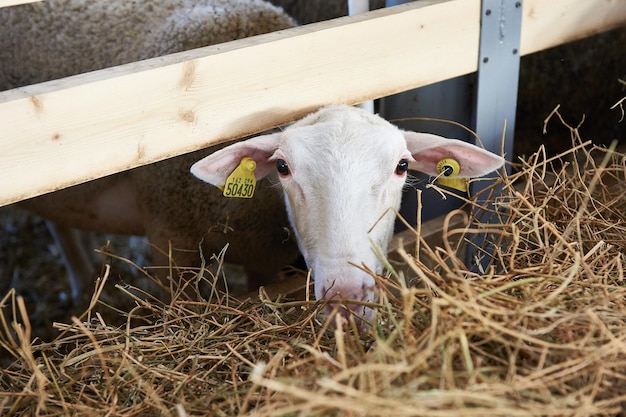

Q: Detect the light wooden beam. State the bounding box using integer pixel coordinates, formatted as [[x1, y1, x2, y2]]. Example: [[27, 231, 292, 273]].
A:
[[0, 0, 479, 206], [1, 0, 625, 207], [0, 0, 42, 8], [521, 0, 626, 55]]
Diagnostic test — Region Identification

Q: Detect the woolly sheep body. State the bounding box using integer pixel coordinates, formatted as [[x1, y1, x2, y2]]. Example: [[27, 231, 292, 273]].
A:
[[2, 0, 300, 299], [0, 0, 295, 89]]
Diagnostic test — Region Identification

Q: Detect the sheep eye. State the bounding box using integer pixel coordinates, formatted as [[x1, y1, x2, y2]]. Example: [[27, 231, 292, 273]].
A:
[[276, 159, 290, 176], [395, 159, 409, 175]]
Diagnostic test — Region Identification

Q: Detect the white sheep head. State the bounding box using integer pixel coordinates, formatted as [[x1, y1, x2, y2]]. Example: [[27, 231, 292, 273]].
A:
[[191, 105, 504, 326]]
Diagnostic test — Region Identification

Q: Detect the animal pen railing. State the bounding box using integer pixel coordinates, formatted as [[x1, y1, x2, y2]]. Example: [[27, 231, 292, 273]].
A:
[[0, 0, 625, 208]]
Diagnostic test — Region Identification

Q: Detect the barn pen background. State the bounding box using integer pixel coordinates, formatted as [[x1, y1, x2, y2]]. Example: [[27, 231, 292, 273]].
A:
[[1, 0, 626, 415], [1, 0, 625, 346], [2, 0, 625, 292]]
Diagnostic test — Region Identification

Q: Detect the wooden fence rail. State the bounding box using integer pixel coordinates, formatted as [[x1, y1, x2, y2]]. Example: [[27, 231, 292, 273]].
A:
[[1, 0, 625, 206], [0, 0, 41, 7]]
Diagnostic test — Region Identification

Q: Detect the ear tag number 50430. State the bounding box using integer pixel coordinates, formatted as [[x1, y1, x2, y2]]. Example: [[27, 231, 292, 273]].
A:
[[221, 157, 257, 198]]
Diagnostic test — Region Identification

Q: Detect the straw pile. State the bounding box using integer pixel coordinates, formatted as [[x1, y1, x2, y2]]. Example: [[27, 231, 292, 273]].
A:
[[1, 112, 625, 416]]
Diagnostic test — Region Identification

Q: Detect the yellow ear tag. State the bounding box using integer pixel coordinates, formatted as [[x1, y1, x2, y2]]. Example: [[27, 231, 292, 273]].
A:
[[220, 157, 257, 198], [436, 158, 468, 192]]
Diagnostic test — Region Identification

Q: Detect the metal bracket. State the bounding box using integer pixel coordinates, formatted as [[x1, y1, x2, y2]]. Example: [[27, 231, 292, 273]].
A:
[[473, 0, 523, 163], [470, 0, 523, 269]]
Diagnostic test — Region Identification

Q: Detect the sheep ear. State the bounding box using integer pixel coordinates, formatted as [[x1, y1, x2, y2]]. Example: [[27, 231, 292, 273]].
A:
[[191, 133, 281, 186], [403, 131, 505, 177]]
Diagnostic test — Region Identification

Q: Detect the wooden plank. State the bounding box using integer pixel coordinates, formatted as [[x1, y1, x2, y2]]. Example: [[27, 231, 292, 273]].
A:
[[0, 0, 480, 206], [520, 0, 626, 55], [0, 0, 42, 7], [387, 213, 466, 257], [387, 212, 467, 272], [1, 0, 625, 207]]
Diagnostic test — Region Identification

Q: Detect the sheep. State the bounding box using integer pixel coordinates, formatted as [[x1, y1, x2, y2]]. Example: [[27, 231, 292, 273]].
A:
[[191, 104, 504, 323], [0, 0, 298, 300], [0, 0, 296, 89]]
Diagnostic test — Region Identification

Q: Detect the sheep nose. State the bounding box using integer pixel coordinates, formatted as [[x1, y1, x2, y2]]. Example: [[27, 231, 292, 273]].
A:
[[320, 286, 374, 329], [317, 276, 377, 330], [324, 300, 366, 319], [324, 301, 373, 331]]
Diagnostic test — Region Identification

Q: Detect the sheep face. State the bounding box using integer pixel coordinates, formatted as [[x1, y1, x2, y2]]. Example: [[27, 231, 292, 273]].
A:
[[191, 105, 505, 325], [273, 107, 410, 321]]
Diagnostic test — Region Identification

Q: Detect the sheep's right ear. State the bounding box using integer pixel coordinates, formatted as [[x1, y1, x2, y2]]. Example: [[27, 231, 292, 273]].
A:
[[190, 133, 281, 186], [403, 131, 505, 177]]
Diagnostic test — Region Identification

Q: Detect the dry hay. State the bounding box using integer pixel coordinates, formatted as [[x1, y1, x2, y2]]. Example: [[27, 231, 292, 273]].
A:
[[1, 115, 626, 416]]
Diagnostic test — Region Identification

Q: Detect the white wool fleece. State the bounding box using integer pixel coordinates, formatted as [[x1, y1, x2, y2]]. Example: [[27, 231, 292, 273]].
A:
[[0, 0, 296, 90]]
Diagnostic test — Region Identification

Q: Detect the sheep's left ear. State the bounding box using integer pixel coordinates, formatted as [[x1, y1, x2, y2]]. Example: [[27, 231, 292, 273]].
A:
[[191, 132, 281, 186], [403, 131, 505, 177]]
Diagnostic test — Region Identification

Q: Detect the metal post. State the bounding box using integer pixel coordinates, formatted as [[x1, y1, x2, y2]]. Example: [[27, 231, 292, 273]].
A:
[[469, 0, 522, 269], [473, 0, 522, 163], [348, 0, 375, 113]]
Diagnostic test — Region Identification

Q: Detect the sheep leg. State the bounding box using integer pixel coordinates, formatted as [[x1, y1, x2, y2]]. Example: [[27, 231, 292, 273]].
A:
[[45, 221, 95, 303]]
